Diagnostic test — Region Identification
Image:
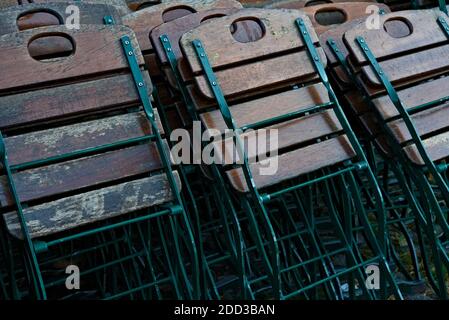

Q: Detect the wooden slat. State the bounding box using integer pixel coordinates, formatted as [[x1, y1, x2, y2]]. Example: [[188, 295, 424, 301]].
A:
[[372, 76, 449, 119], [0, 25, 144, 94], [301, 2, 390, 35], [122, 0, 242, 53], [226, 135, 355, 192], [200, 83, 329, 132], [0, 3, 122, 36], [404, 131, 449, 165], [151, 8, 240, 65], [0, 143, 165, 206], [214, 110, 343, 164], [3, 172, 181, 239], [4, 111, 163, 166], [267, 0, 377, 9], [30, 0, 130, 15], [344, 10, 449, 64], [0, 73, 153, 130], [180, 8, 320, 74], [193, 50, 325, 100], [388, 104, 449, 144], [361, 44, 449, 89]]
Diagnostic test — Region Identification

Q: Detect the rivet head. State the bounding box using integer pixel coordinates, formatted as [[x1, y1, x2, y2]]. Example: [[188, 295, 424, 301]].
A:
[[330, 40, 335, 44], [167, 48, 172, 52], [125, 41, 130, 45], [212, 82, 217, 86], [200, 53, 205, 57], [138, 82, 144, 87], [163, 38, 168, 42], [196, 43, 202, 48], [314, 56, 319, 61], [128, 51, 133, 56], [363, 47, 368, 51], [360, 39, 364, 43], [303, 31, 307, 34]]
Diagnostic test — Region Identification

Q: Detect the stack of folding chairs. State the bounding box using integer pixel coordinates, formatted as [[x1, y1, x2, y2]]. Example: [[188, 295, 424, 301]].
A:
[[0, 0, 448, 300]]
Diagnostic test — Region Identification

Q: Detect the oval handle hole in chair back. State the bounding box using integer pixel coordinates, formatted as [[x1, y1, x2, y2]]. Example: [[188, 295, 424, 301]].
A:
[[383, 17, 413, 38], [230, 17, 265, 43], [200, 13, 227, 24], [162, 6, 197, 23], [136, 1, 162, 11], [28, 33, 75, 62], [305, 0, 333, 7], [17, 10, 62, 31], [314, 9, 347, 26]]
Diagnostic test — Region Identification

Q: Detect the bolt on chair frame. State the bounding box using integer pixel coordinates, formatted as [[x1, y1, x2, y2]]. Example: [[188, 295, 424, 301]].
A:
[[160, 16, 403, 299], [0, 32, 199, 300]]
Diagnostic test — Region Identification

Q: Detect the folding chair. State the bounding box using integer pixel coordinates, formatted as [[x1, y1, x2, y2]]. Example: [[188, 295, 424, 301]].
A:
[[151, 7, 272, 298], [161, 8, 403, 299], [319, 10, 428, 295], [0, 24, 198, 300], [331, 8, 449, 298]]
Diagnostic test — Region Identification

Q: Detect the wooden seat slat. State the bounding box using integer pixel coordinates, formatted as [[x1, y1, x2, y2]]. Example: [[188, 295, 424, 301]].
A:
[[226, 136, 355, 192], [4, 172, 181, 239], [200, 83, 329, 133]]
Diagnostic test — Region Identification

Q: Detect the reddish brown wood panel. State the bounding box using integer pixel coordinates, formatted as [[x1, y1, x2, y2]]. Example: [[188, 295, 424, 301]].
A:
[[0, 25, 144, 94], [301, 2, 390, 35], [201, 83, 329, 133], [344, 10, 449, 64], [0, 3, 122, 35], [4, 111, 163, 166], [180, 8, 320, 73], [226, 135, 355, 192], [151, 8, 240, 65], [122, 0, 242, 53], [267, 0, 376, 9], [0, 73, 152, 130], [193, 51, 325, 100]]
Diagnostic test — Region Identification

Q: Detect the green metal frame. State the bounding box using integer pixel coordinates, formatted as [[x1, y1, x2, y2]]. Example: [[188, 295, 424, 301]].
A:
[[154, 18, 403, 299], [0, 34, 199, 300], [324, 14, 449, 298]]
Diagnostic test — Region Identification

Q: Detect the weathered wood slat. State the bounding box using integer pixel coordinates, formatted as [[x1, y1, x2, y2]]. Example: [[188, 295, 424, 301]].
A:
[[0, 3, 122, 35], [344, 10, 449, 64], [0, 143, 165, 206], [301, 2, 390, 35], [361, 44, 449, 90], [193, 50, 325, 100], [180, 8, 320, 74], [200, 83, 329, 131], [267, 0, 377, 9], [226, 136, 355, 192], [3, 172, 181, 239], [389, 104, 449, 144], [214, 110, 343, 164], [0, 73, 153, 129], [29, 0, 130, 15], [122, 0, 242, 53], [151, 8, 240, 65], [404, 131, 449, 165], [4, 111, 163, 166], [372, 76, 449, 119], [0, 25, 144, 94]]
